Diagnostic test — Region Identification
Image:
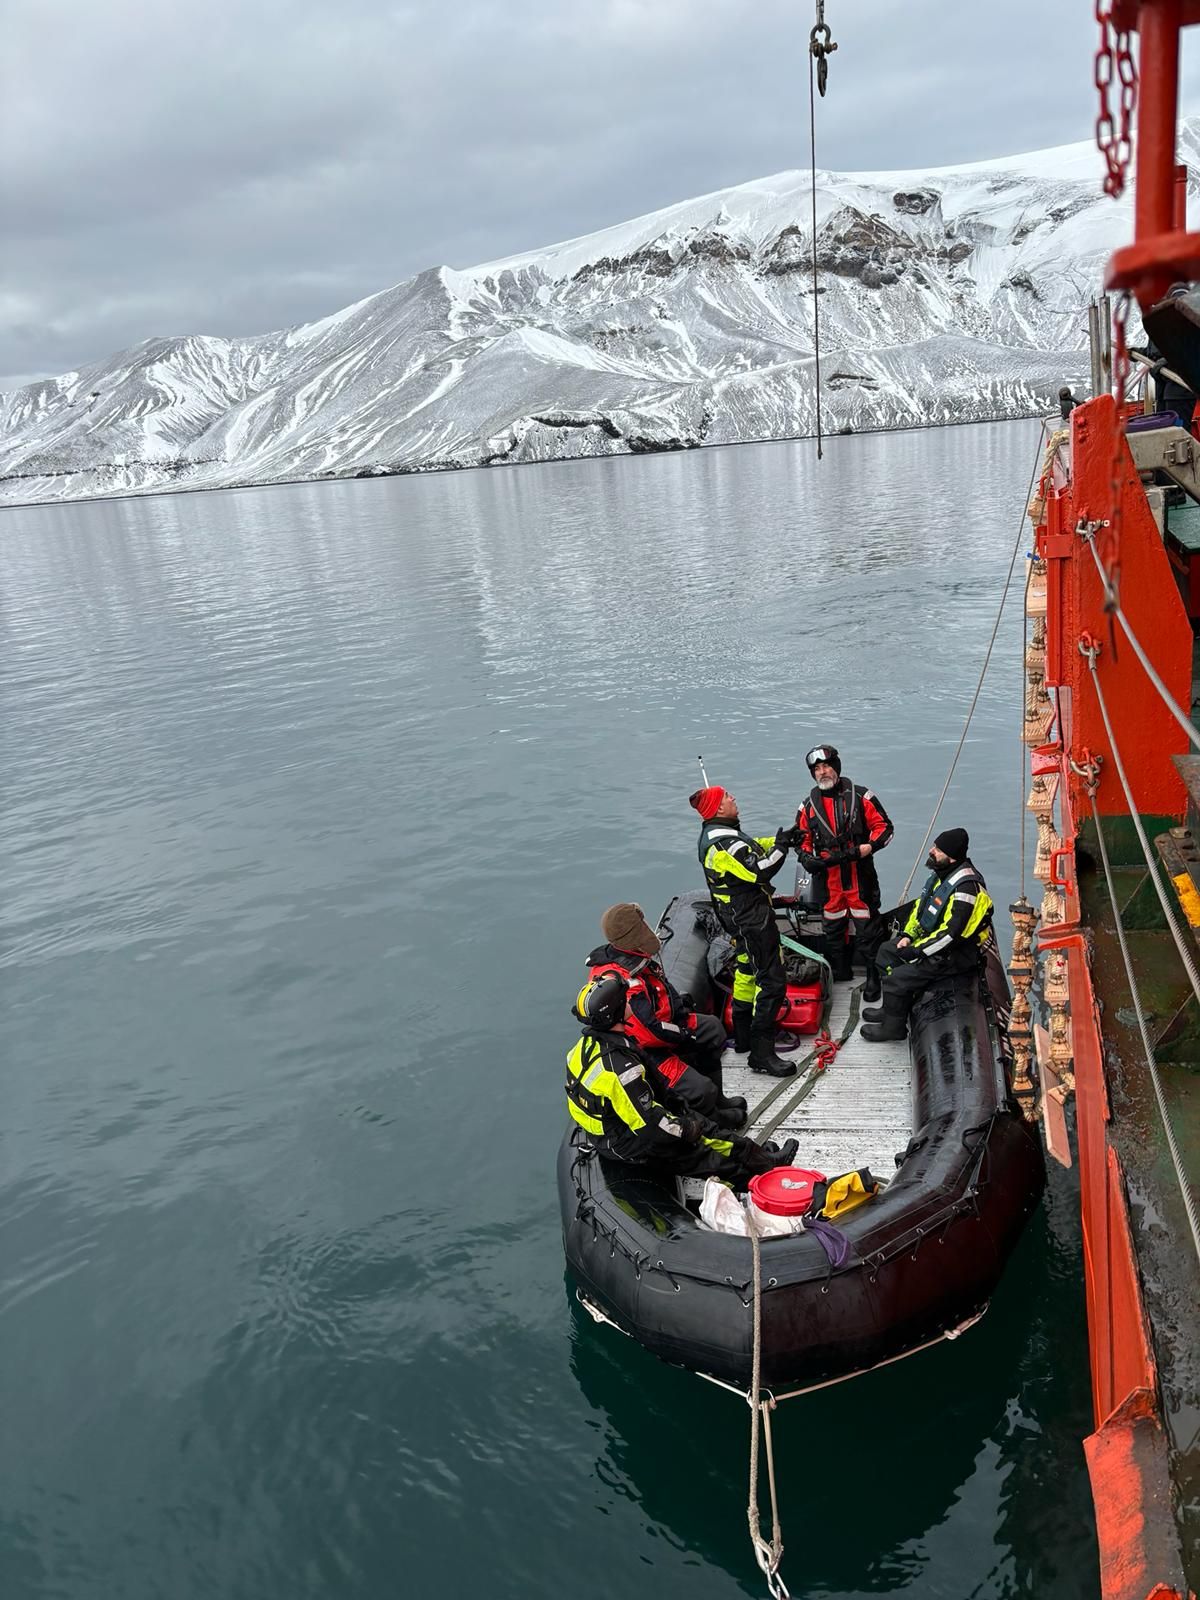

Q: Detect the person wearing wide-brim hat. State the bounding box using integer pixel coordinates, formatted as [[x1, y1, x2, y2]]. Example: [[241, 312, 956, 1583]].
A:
[[586, 902, 747, 1129], [860, 828, 995, 1042]]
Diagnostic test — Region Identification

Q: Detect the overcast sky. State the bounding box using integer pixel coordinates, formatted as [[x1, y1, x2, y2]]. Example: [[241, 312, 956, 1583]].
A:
[[4, 0, 1200, 391]]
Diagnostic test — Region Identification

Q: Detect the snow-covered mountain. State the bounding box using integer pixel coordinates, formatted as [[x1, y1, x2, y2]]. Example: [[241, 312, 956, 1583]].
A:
[[5, 125, 1197, 507]]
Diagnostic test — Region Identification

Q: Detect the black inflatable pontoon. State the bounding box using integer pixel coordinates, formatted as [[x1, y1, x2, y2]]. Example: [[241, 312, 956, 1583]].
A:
[[558, 890, 1045, 1392]]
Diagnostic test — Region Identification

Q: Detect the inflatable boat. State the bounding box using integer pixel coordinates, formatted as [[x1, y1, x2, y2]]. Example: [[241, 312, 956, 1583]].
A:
[[558, 889, 1046, 1392]]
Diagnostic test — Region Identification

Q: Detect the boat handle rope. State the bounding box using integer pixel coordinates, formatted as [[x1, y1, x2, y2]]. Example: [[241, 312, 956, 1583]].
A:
[[1080, 646, 1200, 1271], [746, 1207, 790, 1598]]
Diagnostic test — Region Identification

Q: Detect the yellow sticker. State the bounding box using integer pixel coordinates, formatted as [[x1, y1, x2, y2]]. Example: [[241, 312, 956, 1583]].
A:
[[1171, 872, 1200, 929]]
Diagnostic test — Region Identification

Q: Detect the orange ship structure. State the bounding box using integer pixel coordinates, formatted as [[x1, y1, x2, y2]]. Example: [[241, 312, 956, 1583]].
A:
[[1012, 5, 1200, 1595]]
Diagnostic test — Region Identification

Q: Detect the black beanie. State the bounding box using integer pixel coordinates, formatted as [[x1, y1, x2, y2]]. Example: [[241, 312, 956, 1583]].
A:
[[933, 828, 969, 861]]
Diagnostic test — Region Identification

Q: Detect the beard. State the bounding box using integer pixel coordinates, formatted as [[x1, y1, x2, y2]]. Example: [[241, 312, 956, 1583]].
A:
[[816, 776, 838, 791], [925, 852, 941, 871]]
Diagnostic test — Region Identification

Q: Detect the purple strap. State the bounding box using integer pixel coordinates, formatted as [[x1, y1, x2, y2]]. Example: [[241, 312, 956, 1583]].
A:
[[801, 1215, 852, 1269]]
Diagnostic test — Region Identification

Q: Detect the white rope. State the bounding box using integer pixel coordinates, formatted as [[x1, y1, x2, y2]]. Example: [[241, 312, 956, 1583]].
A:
[[746, 1214, 790, 1599], [1081, 644, 1200, 1016], [900, 422, 1047, 900], [1082, 773, 1200, 1271], [1082, 532, 1200, 756]]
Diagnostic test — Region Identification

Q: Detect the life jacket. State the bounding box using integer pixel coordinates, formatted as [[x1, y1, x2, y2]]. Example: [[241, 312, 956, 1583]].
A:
[[904, 861, 994, 950], [565, 1031, 647, 1140], [587, 949, 676, 1055], [798, 782, 873, 921], [697, 819, 779, 929]]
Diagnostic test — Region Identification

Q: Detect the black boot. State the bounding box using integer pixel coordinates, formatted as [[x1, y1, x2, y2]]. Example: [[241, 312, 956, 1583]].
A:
[[753, 1137, 799, 1169], [721, 1094, 748, 1115], [713, 1105, 747, 1130], [860, 1004, 908, 1043], [831, 941, 853, 983], [731, 1005, 753, 1054], [747, 1034, 797, 1078], [861, 1005, 885, 1023], [862, 964, 882, 1004]]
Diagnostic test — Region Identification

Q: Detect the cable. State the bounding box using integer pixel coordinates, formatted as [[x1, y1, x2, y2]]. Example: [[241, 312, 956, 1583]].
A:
[[1021, 558, 1032, 900], [1081, 644, 1200, 1013], [1084, 780, 1200, 1272], [1082, 532, 1200, 755], [807, 48, 823, 461], [900, 423, 1048, 900]]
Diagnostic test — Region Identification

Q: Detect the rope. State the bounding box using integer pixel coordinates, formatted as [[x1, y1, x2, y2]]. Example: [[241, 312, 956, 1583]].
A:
[[746, 1211, 790, 1598], [1081, 642, 1200, 1017], [807, 46, 822, 462], [1021, 558, 1032, 900], [900, 423, 1048, 899], [1082, 776, 1200, 1272], [1081, 531, 1200, 755]]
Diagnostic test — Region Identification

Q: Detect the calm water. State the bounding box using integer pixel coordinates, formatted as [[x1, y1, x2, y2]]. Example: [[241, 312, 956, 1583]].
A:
[[1, 425, 1099, 1599]]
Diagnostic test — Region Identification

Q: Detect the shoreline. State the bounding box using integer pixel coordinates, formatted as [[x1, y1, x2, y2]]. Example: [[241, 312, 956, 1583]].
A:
[[0, 405, 1058, 515]]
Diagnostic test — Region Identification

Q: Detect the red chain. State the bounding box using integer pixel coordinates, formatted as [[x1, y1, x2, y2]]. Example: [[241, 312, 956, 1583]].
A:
[[812, 1029, 841, 1073], [1095, 0, 1137, 199]]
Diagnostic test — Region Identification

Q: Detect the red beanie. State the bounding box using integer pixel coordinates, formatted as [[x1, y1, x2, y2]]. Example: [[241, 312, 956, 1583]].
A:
[[689, 785, 726, 820]]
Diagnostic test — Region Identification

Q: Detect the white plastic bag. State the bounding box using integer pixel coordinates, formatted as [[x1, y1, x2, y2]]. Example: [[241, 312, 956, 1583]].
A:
[[699, 1178, 750, 1234]]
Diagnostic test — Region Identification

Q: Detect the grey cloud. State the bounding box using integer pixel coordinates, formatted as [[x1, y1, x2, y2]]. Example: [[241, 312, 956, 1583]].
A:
[[3, 0, 1199, 388]]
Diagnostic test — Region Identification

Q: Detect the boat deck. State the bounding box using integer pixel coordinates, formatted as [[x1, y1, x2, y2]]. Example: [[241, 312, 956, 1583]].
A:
[[725, 979, 913, 1181]]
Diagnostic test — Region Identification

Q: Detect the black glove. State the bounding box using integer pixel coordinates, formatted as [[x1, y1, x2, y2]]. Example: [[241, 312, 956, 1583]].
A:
[[774, 826, 797, 851], [680, 1115, 706, 1145]]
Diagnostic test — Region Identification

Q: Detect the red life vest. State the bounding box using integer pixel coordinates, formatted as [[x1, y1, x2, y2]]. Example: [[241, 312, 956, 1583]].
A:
[[587, 955, 676, 1054], [799, 788, 870, 921]]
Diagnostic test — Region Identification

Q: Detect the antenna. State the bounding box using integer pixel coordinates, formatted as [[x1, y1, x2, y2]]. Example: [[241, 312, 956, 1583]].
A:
[[697, 754, 710, 786]]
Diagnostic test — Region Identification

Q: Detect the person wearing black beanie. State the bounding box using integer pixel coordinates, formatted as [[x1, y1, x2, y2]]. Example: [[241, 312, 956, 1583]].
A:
[[932, 827, 969, 862], [860, 827, 995, 1042]]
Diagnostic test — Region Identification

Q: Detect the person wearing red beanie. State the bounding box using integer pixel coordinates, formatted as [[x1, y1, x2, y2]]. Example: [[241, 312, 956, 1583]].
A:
[[690, 785, 727, 821], [689, 786, 797, 1078]]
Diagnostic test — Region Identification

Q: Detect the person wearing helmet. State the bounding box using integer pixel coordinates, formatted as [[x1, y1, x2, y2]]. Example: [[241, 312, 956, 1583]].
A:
[[786, 745, 894, 992], [690, 784, 796, 1078], [860, 828, 995, 1042], [586, 902, 748, 1129], [565, 973, 798, 1179]]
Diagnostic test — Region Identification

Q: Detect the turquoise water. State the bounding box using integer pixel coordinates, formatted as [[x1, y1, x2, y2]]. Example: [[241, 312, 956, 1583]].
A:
[[0, 424, 1099, 1598]]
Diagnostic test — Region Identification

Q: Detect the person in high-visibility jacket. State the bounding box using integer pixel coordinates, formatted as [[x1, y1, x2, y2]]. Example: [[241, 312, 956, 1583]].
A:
[[860, 828, 995, 1042], [566, 973, 798, 1178], [690, 783, 796, 1078]]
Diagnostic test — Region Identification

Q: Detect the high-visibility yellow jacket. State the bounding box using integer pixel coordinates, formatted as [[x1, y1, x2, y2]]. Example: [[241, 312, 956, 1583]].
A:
[[904, 860, 993, 957]]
